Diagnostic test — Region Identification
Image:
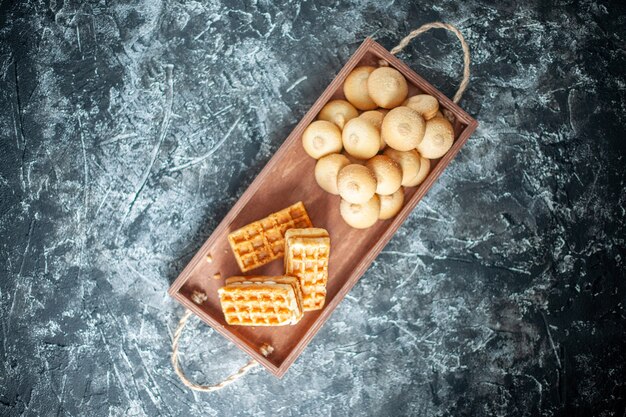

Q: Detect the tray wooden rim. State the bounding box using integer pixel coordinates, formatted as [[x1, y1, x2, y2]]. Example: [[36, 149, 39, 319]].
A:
[[168, 37, 478, 377]]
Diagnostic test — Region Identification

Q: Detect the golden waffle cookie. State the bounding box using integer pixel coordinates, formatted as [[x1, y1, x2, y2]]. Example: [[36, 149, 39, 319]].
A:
[[284, 228, 330, 311], [218, 276, 304, 326], [228, 202, 313, 272]]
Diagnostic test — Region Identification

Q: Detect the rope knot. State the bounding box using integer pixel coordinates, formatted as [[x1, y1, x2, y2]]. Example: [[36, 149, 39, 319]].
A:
[[259, 343, 274, 357]]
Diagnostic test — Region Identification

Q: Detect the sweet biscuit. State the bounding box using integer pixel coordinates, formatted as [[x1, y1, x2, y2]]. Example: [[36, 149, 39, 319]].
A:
[[228, 202, 313, 272], [218, 276, 304, 326], [284, 228, 330, 311]]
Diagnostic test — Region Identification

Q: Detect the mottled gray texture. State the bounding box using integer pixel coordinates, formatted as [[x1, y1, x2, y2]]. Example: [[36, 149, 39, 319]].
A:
[[1, 0, 625, 416]]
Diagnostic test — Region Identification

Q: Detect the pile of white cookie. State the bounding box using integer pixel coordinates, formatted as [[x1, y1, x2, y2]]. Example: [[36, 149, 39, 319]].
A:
[[302, 65, 455, 229]]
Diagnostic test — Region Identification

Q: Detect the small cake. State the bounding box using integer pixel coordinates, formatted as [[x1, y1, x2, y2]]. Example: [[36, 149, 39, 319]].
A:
[[343, 66, 378, 110], [317, 99, 359, 129], [378, 188, 405, 220], [315, 153, 351, 195], [403, 94, 439, 120], [359, 109, 387, 130], [337, 164, 377, 204], [359, 110, 388, 150], [404, 155, 431, 187], [342, 118, 380, 160], [365, 155, 402, 196], [383, 148, 422, 187], [416, 117, 455, 159], [302, 120, 343, 159], [340, 195, 381, 229], [381, 106, 425, 151], [367, 67, 408, 108]]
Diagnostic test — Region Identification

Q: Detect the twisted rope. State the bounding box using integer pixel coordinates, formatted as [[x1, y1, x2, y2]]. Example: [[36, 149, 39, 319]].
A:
[[382, 22, 471, 104], [171, 309, 273, 392]]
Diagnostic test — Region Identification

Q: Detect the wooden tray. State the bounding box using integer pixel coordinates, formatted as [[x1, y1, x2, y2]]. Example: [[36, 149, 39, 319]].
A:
[[168, 38, 478, 377]]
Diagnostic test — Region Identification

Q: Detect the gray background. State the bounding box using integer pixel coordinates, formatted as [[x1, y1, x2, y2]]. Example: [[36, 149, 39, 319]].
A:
[[1, 0, 625, 416]]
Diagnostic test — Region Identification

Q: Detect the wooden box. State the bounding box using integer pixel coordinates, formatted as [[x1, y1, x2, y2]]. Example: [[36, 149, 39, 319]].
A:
[[168, 38, 478, 377]]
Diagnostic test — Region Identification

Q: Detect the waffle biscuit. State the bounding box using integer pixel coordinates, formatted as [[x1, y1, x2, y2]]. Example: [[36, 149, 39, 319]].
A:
[[218, 276, 304, 326], [284, 228, 330, 311], [228, 202, 313, 272]]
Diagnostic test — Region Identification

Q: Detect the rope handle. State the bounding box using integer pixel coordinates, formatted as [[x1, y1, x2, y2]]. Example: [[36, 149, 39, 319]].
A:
[[171, 309, 273, 392], [380, 21, 471, 104], [171, 22, 471, 392]]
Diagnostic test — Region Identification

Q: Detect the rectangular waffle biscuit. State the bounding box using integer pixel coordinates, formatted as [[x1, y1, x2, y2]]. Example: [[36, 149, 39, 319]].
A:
[[218, 276, 304, 326], [284, 228, 330, 311], [227, 202, 313, 272]]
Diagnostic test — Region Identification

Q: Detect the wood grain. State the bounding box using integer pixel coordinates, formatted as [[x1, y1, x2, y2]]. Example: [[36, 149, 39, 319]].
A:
[[168, 38, 478, 378]]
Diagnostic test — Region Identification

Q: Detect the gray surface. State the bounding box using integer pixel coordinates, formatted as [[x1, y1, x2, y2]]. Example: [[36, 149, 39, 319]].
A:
[[1, 1, 625, 416]]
